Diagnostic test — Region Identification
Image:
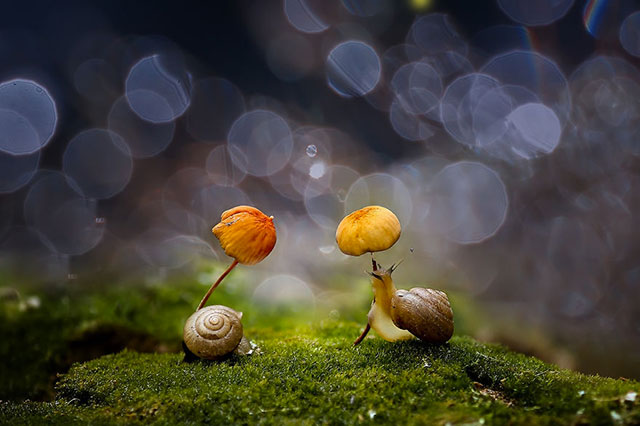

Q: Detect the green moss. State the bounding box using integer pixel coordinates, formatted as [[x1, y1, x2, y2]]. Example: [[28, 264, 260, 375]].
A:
[[1, 268, 639, 424], [2, 323, 639, 425]]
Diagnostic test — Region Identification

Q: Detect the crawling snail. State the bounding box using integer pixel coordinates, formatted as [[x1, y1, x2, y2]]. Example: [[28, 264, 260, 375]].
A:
[[336, 206, 454, 345], [367, 262, 454, 344], [182, 205, 276, 360]]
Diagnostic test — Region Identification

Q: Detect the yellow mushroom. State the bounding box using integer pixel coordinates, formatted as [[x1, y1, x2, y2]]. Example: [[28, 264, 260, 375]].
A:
[[196, 205, 276, 310], [336, 205, 401, 262]]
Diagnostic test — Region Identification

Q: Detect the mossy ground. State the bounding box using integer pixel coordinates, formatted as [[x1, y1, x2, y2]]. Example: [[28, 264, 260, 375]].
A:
[[1, 268, 639, 424]]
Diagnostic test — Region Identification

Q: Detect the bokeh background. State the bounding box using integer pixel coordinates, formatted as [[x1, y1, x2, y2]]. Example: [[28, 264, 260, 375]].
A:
[[1, 0, 639, 379]]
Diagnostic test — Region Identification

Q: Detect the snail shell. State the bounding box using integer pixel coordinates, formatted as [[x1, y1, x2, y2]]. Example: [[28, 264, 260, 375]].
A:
[[183, 305, 244, 359], [390, 288, 454, 343]]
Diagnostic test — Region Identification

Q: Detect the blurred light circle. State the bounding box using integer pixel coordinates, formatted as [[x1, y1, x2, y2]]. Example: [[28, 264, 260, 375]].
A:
[[427, 162, 508, 244], [63, 129, 133, 199], [408, 14, 467, 56], [0, 150, 39, 194], [304, 189, 344, 229], [136, 229, 216, 269], [186, 78, 245, 142], [283, 0, 329, 33], [268, 125, 336, 199], [125, 55, 191, 123], [569, 56, 640, 133], [481, 51, 571, 125], [470, 85, 550, 161], [497, 0, 575, 26], [440, 73, 500, 147], [0, 109, 40, 155], [266, 33, 315, 82], [304, 165, 360, 230], [253, 274, 315, 309], [389, 98, 438, 141], [423, 51, 474, 86], [471, 86, 515, 148], [24, 172, 104, 255], [594, 77, 640, 127], [326, 41, 381, 97], [309, 161, 326, 179], [507, 102, 562, 158], [344, 172, 413, 224], [620, 11, 640, 57], [0, 79, 57, 154], [227, 110, 294, 177], [391, 61, 442, 117], [342, 0, 388, 17], [205, 145, 247, 186], [108, 95, 175, 158], [191, 184, 252, 224]]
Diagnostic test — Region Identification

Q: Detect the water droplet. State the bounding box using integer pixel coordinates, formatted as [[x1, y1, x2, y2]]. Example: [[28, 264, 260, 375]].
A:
[[306, 144, 317, 157]]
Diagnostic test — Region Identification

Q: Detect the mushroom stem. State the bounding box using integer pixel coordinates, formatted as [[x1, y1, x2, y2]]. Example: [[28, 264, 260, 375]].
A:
[[196, 259, 239, 311], [371, 253, 377, 271], [353, 322, 371, 346]]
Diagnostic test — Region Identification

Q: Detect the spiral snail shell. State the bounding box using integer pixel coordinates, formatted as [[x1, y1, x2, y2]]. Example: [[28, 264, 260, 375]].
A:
[[183, 305, 247, 360], [390, 288, 454, 343]]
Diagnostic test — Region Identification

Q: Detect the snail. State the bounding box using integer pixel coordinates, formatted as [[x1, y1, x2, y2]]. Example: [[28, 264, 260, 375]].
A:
[[335, 205, 454, 345], [183, 305, 252, 360], [366, 263, 454, 344]]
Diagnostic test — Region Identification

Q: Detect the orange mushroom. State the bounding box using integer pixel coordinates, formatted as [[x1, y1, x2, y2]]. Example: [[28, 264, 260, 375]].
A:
[[196, 205, 276, 310]]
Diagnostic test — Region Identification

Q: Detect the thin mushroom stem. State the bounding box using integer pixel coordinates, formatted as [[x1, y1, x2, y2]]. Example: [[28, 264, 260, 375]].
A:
[[353, 322, 371, 346], [196, 259, 239, 311], [371, 253, 377, 271]]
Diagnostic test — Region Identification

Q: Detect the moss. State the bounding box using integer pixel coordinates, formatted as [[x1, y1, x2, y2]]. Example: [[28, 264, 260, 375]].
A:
[[1, 323, 639, 425], [1, 268, 639, 424]]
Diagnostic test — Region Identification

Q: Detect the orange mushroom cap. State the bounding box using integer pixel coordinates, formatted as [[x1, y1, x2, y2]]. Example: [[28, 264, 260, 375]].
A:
[[212, 205, 277, 265], [336, 206, 401, 256]]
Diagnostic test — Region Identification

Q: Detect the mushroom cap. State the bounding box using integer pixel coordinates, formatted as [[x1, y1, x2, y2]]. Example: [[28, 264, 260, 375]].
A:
[[212, 205, 276, 265], [335, 205, 401, 256]]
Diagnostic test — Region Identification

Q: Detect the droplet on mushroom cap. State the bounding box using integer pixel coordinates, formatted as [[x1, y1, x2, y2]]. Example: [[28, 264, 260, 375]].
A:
[[212, 205, 276, 265], [335, 205, 401, 256]]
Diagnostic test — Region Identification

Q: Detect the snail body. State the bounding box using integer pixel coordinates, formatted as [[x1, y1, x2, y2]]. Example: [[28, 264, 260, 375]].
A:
[[367, 264, 454, 344], [183, 305, 248, 360]]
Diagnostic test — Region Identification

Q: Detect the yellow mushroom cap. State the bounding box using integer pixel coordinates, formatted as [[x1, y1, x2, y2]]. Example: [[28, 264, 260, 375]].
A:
[[212, 205, 277, 265], [335, 206, 401, 256]]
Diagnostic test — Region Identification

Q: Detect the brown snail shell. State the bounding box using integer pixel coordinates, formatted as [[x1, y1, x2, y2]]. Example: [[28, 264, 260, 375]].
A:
[[390, 288, 454, 343], [183, 305, 245, 359]]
